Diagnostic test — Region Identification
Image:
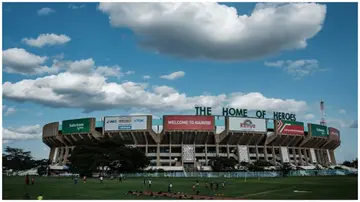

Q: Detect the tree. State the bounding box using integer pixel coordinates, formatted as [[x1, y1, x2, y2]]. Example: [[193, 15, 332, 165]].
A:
[[3, 147, 35, 171], [69, 138, 150, 176], [209, 157, 237, 172]]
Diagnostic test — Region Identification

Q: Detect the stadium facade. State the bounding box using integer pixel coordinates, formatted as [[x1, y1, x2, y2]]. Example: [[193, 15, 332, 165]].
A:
[[42, 111, 341, 171]]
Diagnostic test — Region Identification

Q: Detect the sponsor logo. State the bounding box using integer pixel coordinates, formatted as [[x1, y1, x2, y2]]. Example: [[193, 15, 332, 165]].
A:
[[106, 120, 117, 123], [240, 120, 255, 129], [118, 125, 132, 130], [134, 119, 144, 123], [316, 128, 325, 134]]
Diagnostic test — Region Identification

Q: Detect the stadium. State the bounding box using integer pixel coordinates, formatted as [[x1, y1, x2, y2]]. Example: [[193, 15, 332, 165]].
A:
[[42, 107, 341, 172]]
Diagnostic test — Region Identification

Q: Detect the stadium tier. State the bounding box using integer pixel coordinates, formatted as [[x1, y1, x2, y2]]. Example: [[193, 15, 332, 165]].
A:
[[42, 115, 341, 171]]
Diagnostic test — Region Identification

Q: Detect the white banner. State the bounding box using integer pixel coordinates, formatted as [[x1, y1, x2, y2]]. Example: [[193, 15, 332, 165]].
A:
[[310, 148, 317, 163], [238, 145, 249, 163], [280, 147, 290, 163], [104, 116, 147, 131], [228, 117, 266, 132]]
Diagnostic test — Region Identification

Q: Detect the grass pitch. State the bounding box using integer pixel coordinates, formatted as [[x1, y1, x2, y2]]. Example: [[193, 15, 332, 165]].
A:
[[2, 176, 357, 200]]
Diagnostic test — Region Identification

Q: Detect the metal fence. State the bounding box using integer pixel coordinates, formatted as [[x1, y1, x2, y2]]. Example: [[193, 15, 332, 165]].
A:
[[124, 169, 357, 178]]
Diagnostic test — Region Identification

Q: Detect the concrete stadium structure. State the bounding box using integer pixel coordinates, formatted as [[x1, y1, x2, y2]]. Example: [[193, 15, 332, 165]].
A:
[[42, 115, 341, 171]]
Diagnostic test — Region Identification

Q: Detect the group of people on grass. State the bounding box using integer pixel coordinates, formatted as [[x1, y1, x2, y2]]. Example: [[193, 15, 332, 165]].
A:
[[23, 174, 43, 200]]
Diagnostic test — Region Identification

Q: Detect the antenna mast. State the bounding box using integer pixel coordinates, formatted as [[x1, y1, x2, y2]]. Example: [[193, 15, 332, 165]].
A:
[[320, 100, 326, 126]]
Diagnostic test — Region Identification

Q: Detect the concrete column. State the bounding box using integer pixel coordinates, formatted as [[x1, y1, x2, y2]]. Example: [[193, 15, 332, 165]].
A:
[[272, 146, 276, 164], [255, 145, 259, 161], [169, 144, 172, 166], [205, 144, 208, 166], [62, 146, 69, 165], [292, 147, 297, 165], [227, 145, 230, 158], [156, 143, 160, 166], [264, 146, 268, 161]]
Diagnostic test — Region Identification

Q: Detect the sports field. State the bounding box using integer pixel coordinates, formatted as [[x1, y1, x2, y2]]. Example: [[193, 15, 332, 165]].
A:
[[2, 176, 357, 200]]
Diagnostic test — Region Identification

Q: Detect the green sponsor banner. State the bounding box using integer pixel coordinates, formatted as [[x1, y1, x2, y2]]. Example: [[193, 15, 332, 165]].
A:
[[310, 124, 328, 137], [62, 118, 91, 134]]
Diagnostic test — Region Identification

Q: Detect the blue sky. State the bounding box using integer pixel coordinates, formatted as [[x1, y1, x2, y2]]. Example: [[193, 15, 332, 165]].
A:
[[2, 2, 358, 162]]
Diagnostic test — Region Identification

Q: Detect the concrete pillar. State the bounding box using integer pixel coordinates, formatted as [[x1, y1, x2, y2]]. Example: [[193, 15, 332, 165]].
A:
[[156, 143, 160, 166], [227, 145, 230, 158], [205, 144, 208, 166]]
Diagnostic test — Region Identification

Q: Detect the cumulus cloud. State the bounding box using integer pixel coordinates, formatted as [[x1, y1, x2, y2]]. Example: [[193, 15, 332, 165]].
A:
[[69, 4, 85, 9], [143, 75, 151, 79], [3, 124, 42, 142], [125, 70, 135, 75], [265, 59, 328, 79], [98, 2, 326, 61], [3, 48, 60, 75], [22, 33, 71, 48], [160, 71, 185, 80], [304, 113, 315, 120], [4, 107, 17, 116], [349, 120, 358, 128], [2, 58, 308, 113], [37, 7, 55, 16], [339, 109, 346, 114]]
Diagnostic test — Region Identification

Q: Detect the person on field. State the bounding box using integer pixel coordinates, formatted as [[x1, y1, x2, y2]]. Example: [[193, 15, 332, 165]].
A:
[[192, 184, 196, 192], [25, 174, 29, 185], [74, 176, 78, 184], [100, 176, 104, 183], [196, 180, 199, 187], [31, 177, 35, 185], [143, 179, 147, 187], [83, 176, 87, 184], [119, 175, 123, 183], [37, 194, 43, 200], [148, 179, 152, 188], [168, 182, 172, 193], [216, 183, 219, 191], [222, 181, 225, 189]]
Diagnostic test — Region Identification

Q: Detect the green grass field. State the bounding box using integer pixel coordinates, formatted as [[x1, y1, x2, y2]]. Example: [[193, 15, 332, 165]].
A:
[[2, 176, 358, 200]]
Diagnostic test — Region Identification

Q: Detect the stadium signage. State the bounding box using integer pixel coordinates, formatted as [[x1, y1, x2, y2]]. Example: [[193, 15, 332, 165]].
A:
[[228, 117, 267, 132], [328, 127, 340, 137], [275, 120, 304, 135], [62, 118, 91, 134], [309, 124, 328, 137], [194, 107, 296, 121], [164, 115, 214, 131], [104, 116, 147, 131]]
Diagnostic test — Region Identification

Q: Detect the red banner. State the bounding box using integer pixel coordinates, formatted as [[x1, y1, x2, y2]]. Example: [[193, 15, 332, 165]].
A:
[[328, 127, 340, 140], [164, 115, 215, 131]]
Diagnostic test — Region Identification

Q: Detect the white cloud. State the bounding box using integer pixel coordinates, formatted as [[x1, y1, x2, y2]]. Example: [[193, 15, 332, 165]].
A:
[[37, 7, 55, 16], [125, 70, 135, 75], [98, 2, 326, 61], [304, 113, 315, 120], [339, 109, 346, 114], [3, 58, 308, 113], [264, 59, 328, 79], [69, 4, 85, 9], [143, 75, 151, 80], [130, 113, 160, 119], [4, 107, 17, 116], [22, 33, 71, 48], [95, 65, 122, 78], [36, 112, 44, 117], [3, 124, 42, 142], [349, 120, 358, 128], [160, 71, 185, 80], [3, 48, 60, 75]]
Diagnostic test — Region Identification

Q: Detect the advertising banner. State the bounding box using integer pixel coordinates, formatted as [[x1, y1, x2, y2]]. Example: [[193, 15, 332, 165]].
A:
[[104, 116, 147, 131], [275, 120, 304, 135], [164, 115, 214, 131], [328, 127, 340, 140], [228, 117, 266, 132], [62, 118, 91, 134], [309, 124, 328, 137]]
